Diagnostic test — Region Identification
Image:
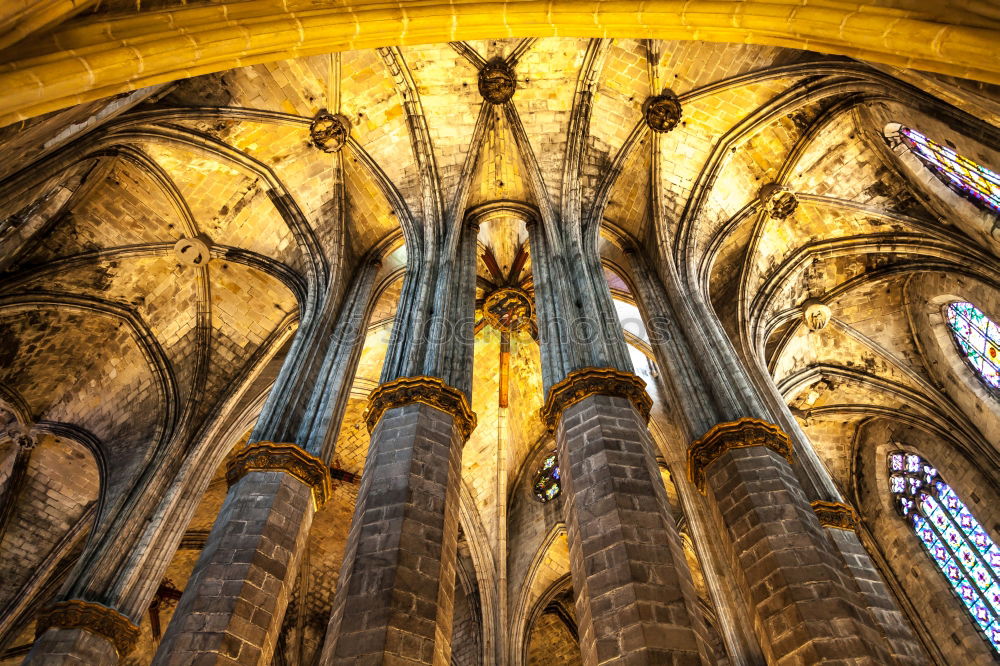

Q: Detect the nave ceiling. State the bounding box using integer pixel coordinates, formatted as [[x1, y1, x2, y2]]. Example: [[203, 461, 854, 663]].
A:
[[1, 31, 1000, 665]]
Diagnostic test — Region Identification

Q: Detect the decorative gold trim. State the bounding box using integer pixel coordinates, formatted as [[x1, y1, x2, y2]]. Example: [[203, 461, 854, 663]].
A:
[[226, 442, 332, 508], [687, 418, 794, 491], [540, 367, 652, 431], [36, 600, 140, 657], [811, 500, 860, 531], [365, 376, 477, 440]]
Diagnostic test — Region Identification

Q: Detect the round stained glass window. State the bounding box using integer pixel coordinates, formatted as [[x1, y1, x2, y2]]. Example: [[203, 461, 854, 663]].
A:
[[946, 301, 1000, 392], [533, 452, 561, 502]]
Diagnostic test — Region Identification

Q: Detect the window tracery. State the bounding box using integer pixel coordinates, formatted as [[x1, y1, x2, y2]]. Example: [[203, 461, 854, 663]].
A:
[[946, 301, 1000, 392], [888, 451, 1000, 652], [533, 452, 561, 502], [897, 126, 1000, 215]]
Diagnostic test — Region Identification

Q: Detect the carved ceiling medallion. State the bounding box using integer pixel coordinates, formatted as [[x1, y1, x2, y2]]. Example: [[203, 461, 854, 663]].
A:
[[759, 182, 799, 219], [309, 111, 351, 153], [478, 61, 516, 104], [644, 90, 682, 133], [483, 287, 533, 334]]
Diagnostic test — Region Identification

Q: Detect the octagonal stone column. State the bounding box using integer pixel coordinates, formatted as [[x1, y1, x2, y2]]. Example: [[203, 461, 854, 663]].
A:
[[320, 376, 476, 665], [544, 367, 712, 666], [688, 419, 893, 664], [811, 501, 928, 665], [25, 600, 139, 665]]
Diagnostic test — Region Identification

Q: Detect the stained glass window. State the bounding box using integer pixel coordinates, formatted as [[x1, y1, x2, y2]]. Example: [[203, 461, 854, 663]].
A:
[[898, 127, 1000, 215], [888, 451, 1000, 652], [946, 301, 1000, 392], [533, 452, 561, 502]]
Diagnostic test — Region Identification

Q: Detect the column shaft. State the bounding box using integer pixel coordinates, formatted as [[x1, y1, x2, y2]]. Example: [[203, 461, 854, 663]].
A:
[[321, 401, 465, 665], [152, 470, 315, 665], [25, 628, 118, 665], [691, 422, 892, 664], [548, 376, 711, 665]]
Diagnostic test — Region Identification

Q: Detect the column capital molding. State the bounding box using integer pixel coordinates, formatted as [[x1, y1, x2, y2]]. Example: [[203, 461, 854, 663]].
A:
[[226, 442, 332, 508], [811, 500, 860, 532], [540, 367, 652, 431], [36, 600, 140, 657], [366, 376, 477, 440], [687, 418, 793, 491]]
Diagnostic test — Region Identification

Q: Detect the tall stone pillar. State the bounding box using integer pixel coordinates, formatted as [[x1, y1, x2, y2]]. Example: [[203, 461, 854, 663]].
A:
[[688, 419, 892, 664], [526, 217, 711, 664], [811, 502, 928, 665], [544, 368, 709, 665], [320, 217, 478, 664], [150, 258, 379, 666], [320, 378, 475, 664]]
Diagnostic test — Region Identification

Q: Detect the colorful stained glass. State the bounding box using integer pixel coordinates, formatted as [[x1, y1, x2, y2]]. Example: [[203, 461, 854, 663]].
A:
[[532, 452, 561, 503], [899, 127, 1000, 214], [947, 301, 1000, 392], [889, 451, 1000, 653]]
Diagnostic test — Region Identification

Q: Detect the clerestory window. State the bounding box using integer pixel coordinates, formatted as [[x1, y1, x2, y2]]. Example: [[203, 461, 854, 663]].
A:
[[946, 301, 1000, 393], [897, 126, 1000, 215], [888, 451, 1000, 652], [532, 452, 561, 502]]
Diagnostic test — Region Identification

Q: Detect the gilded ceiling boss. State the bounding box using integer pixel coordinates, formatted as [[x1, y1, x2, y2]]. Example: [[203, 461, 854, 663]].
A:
[[0, 2, 998, 665]]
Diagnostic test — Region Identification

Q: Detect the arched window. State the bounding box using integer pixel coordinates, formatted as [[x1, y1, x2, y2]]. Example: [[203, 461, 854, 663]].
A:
[[946, 301, 1000, 392], [888, 451, 1000, 652], [532, 452, 561, 502], [897, 126, 1000, 215]]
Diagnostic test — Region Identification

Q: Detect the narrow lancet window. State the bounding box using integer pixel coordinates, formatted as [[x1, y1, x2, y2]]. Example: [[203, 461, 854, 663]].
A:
[[897, 126, 1000, 214], [946, 301, 1000, 392], [532, 452, 561, 502], [888, 451, 1000, 652]]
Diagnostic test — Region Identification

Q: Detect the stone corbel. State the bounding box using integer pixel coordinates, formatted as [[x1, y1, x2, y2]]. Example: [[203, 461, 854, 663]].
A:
[[687, 418, 794, 492], [539, 367, 652, 431], [811, 500, 861, 532], [226, 442, 332, 508], [36, 600, 140, 657], [365, 376, 477, 441]]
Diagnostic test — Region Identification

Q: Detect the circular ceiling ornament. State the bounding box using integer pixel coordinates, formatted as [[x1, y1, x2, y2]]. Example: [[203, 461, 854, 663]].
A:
[[309, 111, 351, 153], [483, 287, 533, 333], [478, 60, 516, 104], [759, 182, 799, 219], [173, 236, 212, 266], [802, 299, 832, 331], [643, 90, 682, 133]]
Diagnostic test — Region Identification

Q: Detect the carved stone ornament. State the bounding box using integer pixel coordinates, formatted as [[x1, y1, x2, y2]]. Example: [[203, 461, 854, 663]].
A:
[[366, 376, 478, 440], [173, 236, 212, 266], [309, 110, 351, 153], [483, 287, 533, 333], [478, 60, 516, 104], [687, 418, 794, 492], [759, 182, 799, 219], [226, 441, 332, 508], [803, 299, 832, 331], [36, 600, 140, 657], [811, 500, 860, 531], [643, 90, 682, 133], [540, 367, 652, 431]]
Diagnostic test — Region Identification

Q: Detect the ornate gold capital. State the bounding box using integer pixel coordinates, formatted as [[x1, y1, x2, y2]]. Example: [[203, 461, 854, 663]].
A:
[[36, 600, 140, 657], [226, 442, 332, 508], [811, 500, 860, 531], [540, 367, 652, 431], [687, 418, 794, 491], [365, 376, 477, 440]]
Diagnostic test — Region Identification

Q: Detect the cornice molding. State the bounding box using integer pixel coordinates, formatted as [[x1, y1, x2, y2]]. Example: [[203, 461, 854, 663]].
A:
[[540, 367, 651, 431], [811, 500, 860, 532], [226, 441, 332, 508], [687, 418, 794, 491], [365, 376, 477, 441], [36, 600, 140, 657]]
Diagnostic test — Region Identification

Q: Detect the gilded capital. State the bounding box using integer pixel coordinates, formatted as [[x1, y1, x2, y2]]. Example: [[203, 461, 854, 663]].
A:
[[687, 418, 794, 491], [811, 500, 860, 532], [366, 376, 477, 440], [36, 600, 140, 657], [540, 367, 652, 431], [226, 442, 332, 508]]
